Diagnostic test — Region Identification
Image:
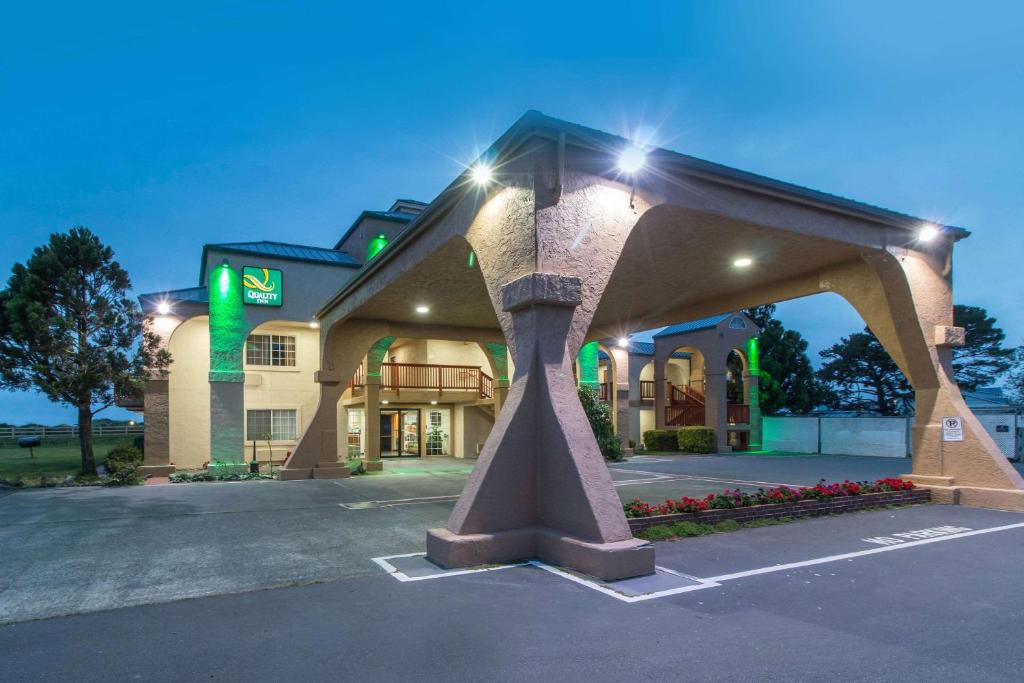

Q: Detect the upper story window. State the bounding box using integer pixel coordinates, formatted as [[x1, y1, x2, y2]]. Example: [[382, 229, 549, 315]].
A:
[[246, 334, 296, 367]]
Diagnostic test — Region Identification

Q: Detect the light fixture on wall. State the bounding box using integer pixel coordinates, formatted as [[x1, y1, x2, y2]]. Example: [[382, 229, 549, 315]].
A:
[[430, 400, 438, 405], [415, 305, 430, 314], [309, 320, 320, 329], [617, 336, 629, 348], [381, 400, 390, 405], [733, 257, 753, 268], [156, 301, 171, 315], [918, 223, 940, 242], [618, 145, 646, 174]]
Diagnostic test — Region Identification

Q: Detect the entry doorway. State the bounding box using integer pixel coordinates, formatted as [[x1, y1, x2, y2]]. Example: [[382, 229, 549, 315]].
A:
[[381, 409, 421, 457]]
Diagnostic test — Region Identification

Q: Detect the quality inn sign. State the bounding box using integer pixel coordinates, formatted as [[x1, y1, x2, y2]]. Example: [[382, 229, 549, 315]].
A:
[[242, 266, 283, 307]]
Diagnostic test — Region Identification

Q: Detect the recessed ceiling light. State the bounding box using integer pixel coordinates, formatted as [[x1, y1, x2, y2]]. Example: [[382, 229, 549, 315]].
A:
[[430, 400, 438, 405], [733, 257, 753, 268], [415, 305, 430, 314], [381, 400, 389, 405]]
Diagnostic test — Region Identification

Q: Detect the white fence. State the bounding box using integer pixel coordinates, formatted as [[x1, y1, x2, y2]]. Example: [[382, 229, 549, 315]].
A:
[[763, 415, 1021, 460], [0, 424, 144, 443]]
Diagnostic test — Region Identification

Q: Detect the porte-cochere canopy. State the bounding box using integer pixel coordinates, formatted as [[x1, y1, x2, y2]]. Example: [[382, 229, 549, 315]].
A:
[[282, 111, 1024, 580]]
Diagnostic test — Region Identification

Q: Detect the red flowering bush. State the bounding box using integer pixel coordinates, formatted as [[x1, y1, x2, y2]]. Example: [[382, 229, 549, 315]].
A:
[[623, 478, 913, 518]]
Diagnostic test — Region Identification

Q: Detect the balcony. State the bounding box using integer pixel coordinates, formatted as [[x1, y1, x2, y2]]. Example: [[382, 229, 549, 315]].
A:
[[351, 362, 494, 399]]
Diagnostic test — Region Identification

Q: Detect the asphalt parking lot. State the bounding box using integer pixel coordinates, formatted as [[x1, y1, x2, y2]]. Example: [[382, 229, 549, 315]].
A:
[[3, 454, 1024, 681]]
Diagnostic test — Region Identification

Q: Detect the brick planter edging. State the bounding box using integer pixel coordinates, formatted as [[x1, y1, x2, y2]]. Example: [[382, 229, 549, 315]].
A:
[[627, 489, 931, 533]]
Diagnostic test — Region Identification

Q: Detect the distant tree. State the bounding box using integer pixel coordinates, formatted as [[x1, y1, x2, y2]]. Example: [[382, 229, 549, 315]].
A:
[[817, 327, 912, 415], [952, 305, 1013, 391], [744, 304, 776, 329], [1004, 345, 1024, 404], [0, 227, 170, 475], [756, 318, 831, 414]]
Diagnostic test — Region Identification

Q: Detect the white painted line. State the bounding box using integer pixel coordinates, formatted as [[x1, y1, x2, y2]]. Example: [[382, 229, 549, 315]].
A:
[[372, 552, 528, 582], [702, 520, 1024, 584], [527, 561, 720, 603], [340, 494, 460, 509]]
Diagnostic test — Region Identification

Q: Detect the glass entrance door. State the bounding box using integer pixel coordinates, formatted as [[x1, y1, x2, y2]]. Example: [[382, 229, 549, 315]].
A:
[[380, 409, 420, 457]]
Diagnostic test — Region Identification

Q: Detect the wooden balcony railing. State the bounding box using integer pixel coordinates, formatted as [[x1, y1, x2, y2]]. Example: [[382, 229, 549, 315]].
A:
[[639, 380, 655, 400], [727, 404, 750, 424], [350, 362, 493, 399], [665, 404, 705, 427], [669, 382, 705, 406]]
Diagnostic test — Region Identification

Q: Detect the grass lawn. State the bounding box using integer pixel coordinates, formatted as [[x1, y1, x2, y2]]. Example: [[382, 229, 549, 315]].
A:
[[0, 437, 134, 483]]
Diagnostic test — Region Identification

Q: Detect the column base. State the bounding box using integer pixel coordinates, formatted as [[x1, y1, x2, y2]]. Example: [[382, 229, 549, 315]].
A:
[[277, 467, 313, 480], [314, 464, 351, 479], [907, 479, 1024, 511], [140, 465, 175, 477], [426, 526, 655, 582]]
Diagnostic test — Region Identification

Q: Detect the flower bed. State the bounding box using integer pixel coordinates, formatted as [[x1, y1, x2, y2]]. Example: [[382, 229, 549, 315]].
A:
[[625, 478, 930, 533]]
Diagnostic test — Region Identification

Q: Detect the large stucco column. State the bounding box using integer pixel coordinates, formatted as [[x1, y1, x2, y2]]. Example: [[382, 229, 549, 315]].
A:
[[426, 273, 654, 581], [140, 379, 173, 476], [207, 261, 246, 472], [653, 361, 667, 430], [626, 353, 645, 447], [363, 378, 383, 472], [493, 379, 510, 418], [610, 347, 630, 440], [743, 371, 762, 450], [826, 250, 1024, 509], [703, 356, 729, 452]]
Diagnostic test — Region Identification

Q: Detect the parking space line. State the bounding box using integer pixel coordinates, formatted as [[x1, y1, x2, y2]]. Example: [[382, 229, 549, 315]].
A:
[[372, 520, 1024, 602], [371, 552, 528, 581]]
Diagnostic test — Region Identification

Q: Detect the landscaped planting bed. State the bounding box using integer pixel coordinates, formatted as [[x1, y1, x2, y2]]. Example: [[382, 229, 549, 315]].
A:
[[625, 478, 930, 533]]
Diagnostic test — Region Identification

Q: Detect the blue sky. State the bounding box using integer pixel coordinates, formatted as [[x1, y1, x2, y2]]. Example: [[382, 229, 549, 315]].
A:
[[2, 1, 1022, 424]]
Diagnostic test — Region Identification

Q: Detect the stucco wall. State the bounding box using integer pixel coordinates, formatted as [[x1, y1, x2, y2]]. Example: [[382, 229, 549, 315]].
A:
[[821, 417, 909, 458], [243, 322, 321, 460], [763, 416, 911, 458], [167, 316, 211, 469]]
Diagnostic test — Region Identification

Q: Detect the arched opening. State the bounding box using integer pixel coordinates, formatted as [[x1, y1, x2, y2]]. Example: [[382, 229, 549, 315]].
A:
[[166, 315, 210, 470], [663, 346, 703, 428]]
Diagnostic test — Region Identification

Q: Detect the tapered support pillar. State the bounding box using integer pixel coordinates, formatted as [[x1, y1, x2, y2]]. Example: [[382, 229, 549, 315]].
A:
[[426, 273, 654, 581], [364, 379, 383, 472], [704, 369, 729, 452]]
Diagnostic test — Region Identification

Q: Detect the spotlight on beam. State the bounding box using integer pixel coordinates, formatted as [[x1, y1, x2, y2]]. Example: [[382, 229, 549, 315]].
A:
[[918, 223, 940, 242], [618, 145, 646, 174], [471, 164, 493, 186]]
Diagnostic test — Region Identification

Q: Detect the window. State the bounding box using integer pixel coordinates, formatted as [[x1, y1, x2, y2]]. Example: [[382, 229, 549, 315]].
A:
[[246, 334, 296, 367], [246, 409, 297, 441]]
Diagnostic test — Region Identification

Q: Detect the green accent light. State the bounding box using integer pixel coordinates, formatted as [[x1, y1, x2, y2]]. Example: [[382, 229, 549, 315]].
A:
[[367, 336, 396, 374], [468, 251, 476, 268], [577, 341, 600, 389], [747, 337, 760, 407], [209, 262, 246, 379], [483, 342, 509, 382], [366, 233, 389, 261]]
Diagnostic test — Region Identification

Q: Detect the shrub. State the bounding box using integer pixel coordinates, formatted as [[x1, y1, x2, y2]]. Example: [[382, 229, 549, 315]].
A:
[[133, 435, 145, 453], [577, 385, 622, 461], [104, 445, 143, 486], [169, 471, 273, 483], [642, 429, 678, 451], [676, 427, 716, 454]]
